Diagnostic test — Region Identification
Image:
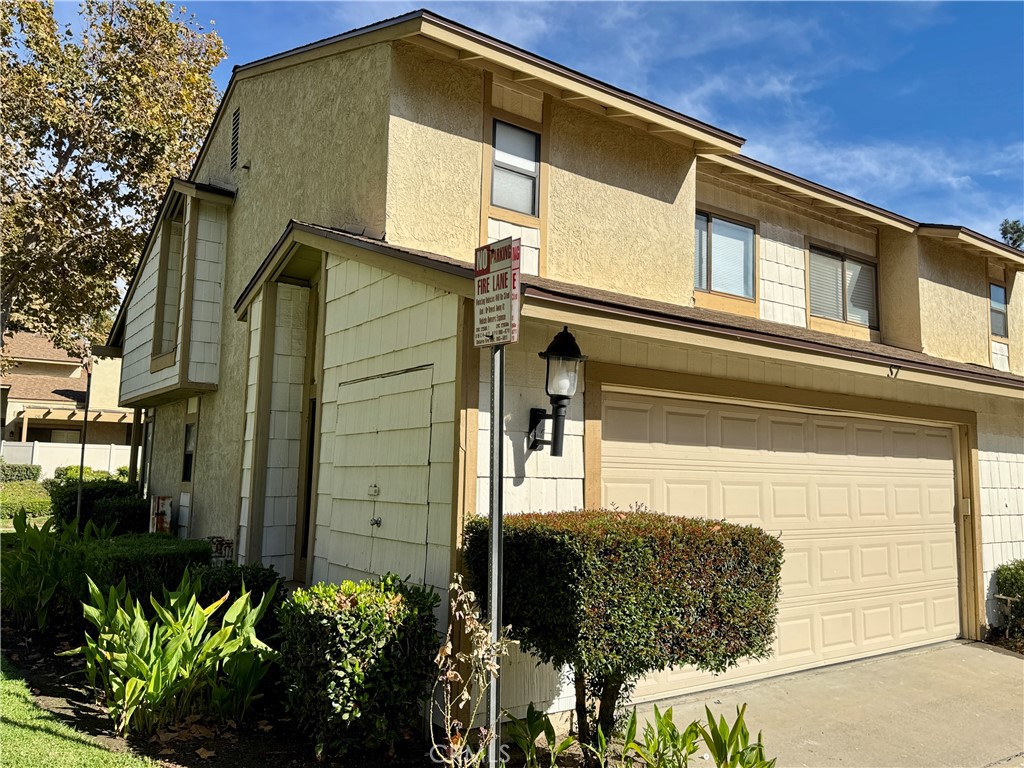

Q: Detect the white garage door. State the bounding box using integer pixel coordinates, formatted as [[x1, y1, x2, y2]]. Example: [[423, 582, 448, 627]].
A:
[[601, 391, 961, 699]]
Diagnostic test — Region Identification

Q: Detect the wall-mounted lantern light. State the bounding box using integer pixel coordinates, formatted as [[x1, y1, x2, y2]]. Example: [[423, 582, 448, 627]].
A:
[[529, 326, 587, 457]]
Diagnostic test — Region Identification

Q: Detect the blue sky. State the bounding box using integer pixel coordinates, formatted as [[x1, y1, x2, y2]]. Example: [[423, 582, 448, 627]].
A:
[[58, 1, 1024, 239]]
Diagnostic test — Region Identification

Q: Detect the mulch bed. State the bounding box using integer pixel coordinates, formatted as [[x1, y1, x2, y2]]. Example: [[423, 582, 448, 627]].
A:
[[1, 623, 435, 767]]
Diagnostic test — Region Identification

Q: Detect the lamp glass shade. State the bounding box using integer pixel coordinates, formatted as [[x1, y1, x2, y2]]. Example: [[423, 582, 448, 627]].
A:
[[546, 356, 580, 398]]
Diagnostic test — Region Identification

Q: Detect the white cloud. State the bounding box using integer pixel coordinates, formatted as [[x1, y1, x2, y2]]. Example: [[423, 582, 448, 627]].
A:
[[743, 133, 1024, 236]]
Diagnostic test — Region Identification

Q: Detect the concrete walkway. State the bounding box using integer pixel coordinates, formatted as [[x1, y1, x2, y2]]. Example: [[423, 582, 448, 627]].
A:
[[640, 641, 1024, 768]]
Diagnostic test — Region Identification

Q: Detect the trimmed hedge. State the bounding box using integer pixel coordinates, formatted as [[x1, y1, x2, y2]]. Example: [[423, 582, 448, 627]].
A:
[[46, 477, 147, 533], [995, 559, 1024, 635], [463, 509, 784, 743], [0, 462, 42, 482], [80, 534, 213, 604], [0, 481, 51, 519], [192, 562, 286, 639], [278, 575, 440, 759], [52, 465, 112, 482]]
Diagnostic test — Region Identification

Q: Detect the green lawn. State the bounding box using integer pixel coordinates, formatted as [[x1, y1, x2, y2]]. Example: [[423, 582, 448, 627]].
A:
[[0, 658, 154, 767]]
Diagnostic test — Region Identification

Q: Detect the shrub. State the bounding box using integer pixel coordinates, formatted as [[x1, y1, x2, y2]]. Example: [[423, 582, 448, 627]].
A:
[[46, 476, 145, 532], [0, 461, 42, 482], [70, 570, 278, 734], [463, 510, 784, 746], [0, 480, 52, 518], [278, 574, 440, 759], [995, 559, 1024, 635], [0, 510, 113, 631], [52, 465, 113, 482], [192, 562, 286, 638], [80, 534, 212, 603]]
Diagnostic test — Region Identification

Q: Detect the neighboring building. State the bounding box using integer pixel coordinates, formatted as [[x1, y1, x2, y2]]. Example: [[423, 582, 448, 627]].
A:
[[1, 332, 134, 445], [108, 11, 1023, 712]]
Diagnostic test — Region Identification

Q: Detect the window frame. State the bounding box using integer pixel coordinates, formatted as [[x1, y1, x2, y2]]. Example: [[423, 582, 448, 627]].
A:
[[181, 405, 199, 491], [490, 117, 541, 219], [807, 244, 880, 331], [150, 197, 186, 372], [989, 281, 1008, 340], [694, 208, 759, 306]]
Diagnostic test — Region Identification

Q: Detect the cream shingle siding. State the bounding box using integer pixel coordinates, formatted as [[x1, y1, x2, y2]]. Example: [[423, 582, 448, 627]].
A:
[[313, 251, 459, 609], [120, 222, 181, 401], [978, 411, 1024, 624], [487, 218, 540, 276], [991, 341, 1010, 372], [236, 292, 263, 563], [187, 204, 228, 385], [260, 284, 308, 576], [758, 222, 807, 327]]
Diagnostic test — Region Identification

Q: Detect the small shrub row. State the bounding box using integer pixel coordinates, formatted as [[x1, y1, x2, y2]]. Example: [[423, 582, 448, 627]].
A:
[[0, 461, 41, 482], [0, 480, 52, 518], [46, 475, 147, 533], [278, 574, 440, 758], [70, 570, 277, 734], [0, 510, 212, 632], [79, 534, 213, 607], [464, 509, 785, 744], [995, 559, 1024, 635]]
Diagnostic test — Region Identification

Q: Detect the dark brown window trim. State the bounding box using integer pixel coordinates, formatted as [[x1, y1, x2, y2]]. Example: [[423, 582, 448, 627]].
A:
[[695, 208, 758, 302], [808, 245, 880, 331]]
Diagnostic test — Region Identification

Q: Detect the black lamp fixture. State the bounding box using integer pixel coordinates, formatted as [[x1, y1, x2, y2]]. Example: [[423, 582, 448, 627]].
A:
[[529, 326, 587, 457]]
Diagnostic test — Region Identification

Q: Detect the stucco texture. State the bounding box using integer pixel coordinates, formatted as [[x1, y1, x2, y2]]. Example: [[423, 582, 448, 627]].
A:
[[546, 102, 694, 304], [878, 229, 923, 352], [1005, 269, 1023, 376], [918, 240, 990, 367], [149, 399, 186, 503], [184, 42, 392, 538], [386, 42, 483, 262]]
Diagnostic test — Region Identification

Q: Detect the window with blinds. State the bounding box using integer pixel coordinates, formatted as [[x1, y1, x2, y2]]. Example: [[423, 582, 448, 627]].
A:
[[693, 212, 755, 299], [809, 247, 878, 328], [990, 283, 1008, 338], [492, 120, 540, 216]]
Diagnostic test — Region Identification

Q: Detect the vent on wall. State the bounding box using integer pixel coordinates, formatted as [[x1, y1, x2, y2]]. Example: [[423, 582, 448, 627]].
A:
[[230, 108, 240, 170]]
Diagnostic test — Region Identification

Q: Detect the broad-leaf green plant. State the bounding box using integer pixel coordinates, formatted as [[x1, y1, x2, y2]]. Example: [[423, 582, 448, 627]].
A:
[[67, 568, 277, 734], [506, 702, 577, 768], [623, 706, 700, 768], [0, 508, 112, 630], [696, 705, 776, 768]]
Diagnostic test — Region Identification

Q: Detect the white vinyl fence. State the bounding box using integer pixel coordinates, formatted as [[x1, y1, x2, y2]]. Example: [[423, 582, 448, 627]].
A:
[[1, 441, 135, 479]]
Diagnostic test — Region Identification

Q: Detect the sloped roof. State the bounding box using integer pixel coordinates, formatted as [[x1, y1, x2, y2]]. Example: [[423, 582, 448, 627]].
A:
[[242, 222, 1022, 391], [1, 372, 86, 405], [4, 332, 78, 363]]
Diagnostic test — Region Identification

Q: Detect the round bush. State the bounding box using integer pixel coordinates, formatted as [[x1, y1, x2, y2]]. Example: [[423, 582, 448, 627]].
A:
[[278, 574, 440, 759]]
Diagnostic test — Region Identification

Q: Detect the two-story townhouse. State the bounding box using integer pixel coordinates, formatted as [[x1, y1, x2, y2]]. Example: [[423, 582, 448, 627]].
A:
[[108, 10, 1023, 713]]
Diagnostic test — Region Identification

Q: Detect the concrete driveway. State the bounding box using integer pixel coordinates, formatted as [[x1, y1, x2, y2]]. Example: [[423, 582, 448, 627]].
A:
[[641, 641, 1023, 768]]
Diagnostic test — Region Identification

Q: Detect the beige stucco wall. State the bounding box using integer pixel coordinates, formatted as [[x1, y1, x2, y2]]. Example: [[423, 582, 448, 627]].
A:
[[878, 229, 923, 351], [386, 42, 483, 261], [180, 42, 393, 539], [918, 240, 990, 367], [149, 399, 186, 507], [547, 101, 695, 303], [1005, 269, 1023, 376]]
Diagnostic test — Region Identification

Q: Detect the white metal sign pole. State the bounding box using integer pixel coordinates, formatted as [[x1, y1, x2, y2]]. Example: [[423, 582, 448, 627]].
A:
[[487, 342, 503, 768], [473, 237, 519, 768]]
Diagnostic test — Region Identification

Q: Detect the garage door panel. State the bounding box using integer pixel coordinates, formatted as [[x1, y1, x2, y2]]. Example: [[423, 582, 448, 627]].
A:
[[603, 392, 961, 700]]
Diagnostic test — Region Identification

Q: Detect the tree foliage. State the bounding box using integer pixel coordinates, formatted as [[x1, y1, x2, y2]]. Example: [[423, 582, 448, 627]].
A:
[[0, 0, 224, 354], [1000, 219, 1024, 251], [463, 510, 784, 750]]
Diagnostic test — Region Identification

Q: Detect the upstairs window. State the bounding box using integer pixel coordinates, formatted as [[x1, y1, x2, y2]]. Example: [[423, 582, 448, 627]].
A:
[[694, 212, 755, 299], [492, 120, 540, 217], [990, 283, 1008, 338], [809, 247, 878, 329]]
